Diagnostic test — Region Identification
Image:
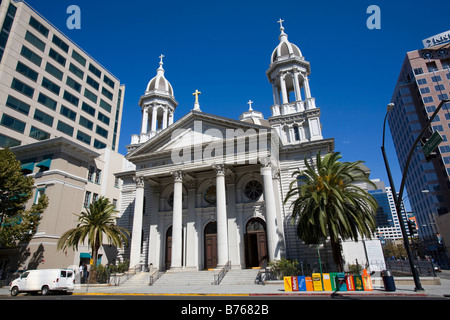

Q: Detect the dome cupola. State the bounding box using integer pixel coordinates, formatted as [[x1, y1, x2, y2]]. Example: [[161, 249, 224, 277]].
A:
[[270, 19, 303, 63], [145, 54, 174, 96]]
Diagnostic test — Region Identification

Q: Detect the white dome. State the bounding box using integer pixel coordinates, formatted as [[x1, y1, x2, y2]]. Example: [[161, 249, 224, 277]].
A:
[[145, 60, 174, 96], [270, 25, 302, 63]]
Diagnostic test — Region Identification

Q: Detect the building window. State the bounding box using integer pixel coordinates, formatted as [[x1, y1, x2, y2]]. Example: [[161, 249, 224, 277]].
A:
[[71, 50, 86, 66], [63, 90, 79, 107], [413, 68, 423, 75], [24, 30, 45, 52], [87, 166, 95, 182], [41, 77, 60, 95], [16, 61, 38, 82], [76, 130, 91, 145], [48, 48, 66, 66], [0, 133, 20, 148], [204, 185, 217, 205], [20, 46, 42, 66], [83, 191, 91, 208], [431, 75, 442, 82], [29, 126, 50, 141], [88, 63, 101, 78], [1, 114, 25, 133], [420, 87, 430, 94], [60, 105, 77, 121], [11, 78, 34, 98], [37, 93, 57, 110], [56, 120, 74, 136], [79, 116, 93, 130], [29, 16, 49, 37], [45, 62, 63, 80], [34, 109, 54, 127], [6, 95, 30, 115], [52, 35, 69, 53], [81, 102, 96, 117], [417, 78, 427, 85], [94, 169, 101, 184]]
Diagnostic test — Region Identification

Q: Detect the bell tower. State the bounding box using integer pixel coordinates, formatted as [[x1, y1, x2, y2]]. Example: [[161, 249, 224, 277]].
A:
[[136, 55, 178, 144], [267, 20, 322, 145]]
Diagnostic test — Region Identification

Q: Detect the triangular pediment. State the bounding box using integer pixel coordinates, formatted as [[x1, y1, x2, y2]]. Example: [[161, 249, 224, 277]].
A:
[[126, 111, 274, 162]]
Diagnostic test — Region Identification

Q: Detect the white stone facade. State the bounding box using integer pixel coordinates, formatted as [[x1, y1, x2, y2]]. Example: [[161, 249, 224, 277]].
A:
[[117, 21, 379, 272]]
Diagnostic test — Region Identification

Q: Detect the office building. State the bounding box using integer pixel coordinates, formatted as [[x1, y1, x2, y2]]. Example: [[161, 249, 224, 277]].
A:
[[0, 0, 126, 273], [389, 31, 450, 266]]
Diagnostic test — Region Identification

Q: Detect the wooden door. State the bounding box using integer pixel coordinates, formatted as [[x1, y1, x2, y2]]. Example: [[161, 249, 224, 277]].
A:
[[205, 234, 217, 269]]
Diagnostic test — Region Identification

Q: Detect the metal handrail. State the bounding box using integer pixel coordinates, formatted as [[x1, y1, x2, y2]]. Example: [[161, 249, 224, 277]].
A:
[[212, 261, 231, 285], [149, 269, 164, 286]]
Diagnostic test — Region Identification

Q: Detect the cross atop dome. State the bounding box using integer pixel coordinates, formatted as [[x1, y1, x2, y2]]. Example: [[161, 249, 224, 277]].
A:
[[277, 18, 284, 29]]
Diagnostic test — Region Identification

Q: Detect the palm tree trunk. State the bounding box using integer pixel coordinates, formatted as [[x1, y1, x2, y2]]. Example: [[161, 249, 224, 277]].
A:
[[329, 236, 343, 272]]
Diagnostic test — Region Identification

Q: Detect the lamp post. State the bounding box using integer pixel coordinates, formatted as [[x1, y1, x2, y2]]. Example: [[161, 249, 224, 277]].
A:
[[381, 103, 424, 291]]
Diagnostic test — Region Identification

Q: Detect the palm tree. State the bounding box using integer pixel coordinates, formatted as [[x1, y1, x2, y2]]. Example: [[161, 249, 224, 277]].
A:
[[284, 151, 378, 272], [57, 196, 129, 282]]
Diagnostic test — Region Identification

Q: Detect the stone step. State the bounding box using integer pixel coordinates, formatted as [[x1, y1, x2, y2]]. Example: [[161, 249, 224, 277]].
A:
[[220, 269, 260, 285], [154, 270, 216, 286]]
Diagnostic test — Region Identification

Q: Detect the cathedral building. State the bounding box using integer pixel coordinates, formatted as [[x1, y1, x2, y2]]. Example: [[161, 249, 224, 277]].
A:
[[116, 21, 378, 272]]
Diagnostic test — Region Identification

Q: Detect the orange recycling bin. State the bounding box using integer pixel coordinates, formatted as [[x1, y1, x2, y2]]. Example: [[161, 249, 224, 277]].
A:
[[305, 276, 313, 291]]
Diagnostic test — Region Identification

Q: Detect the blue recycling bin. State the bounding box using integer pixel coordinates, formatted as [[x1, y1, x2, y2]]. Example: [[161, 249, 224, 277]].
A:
[[336, 272, 347, 291]]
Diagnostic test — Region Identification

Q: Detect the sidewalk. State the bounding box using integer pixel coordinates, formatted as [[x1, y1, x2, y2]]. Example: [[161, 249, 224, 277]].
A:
[[2, 277, 449, 298]]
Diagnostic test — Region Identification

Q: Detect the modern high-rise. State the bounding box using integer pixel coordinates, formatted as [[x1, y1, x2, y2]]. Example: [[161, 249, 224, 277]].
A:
[[0, 0, 124, 151], [389, 32, 450, 266], [0, 0, 126, 274], [368, 179, 411, 242]]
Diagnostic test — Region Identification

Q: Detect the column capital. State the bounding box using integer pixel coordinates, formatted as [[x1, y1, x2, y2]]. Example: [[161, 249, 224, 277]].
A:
[[134, 176, 145, 188], [259, 157, 272, 168], [212, 163, 226, 176], [170, 170, 184, 182]]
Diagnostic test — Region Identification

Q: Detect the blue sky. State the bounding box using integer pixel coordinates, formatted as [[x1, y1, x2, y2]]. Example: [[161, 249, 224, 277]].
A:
[[25, 0, 450, 208]]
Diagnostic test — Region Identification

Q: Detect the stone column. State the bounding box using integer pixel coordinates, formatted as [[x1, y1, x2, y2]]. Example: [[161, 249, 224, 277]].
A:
[[185, 180, 198, 270], [130, 176, 145, 269], [170, 170, 184, 270], [213, 164, 229, 267], [148, 184, 161, 269], [260, 158, 280, 261], [279, 74, 289, 105], [151, 106, 157, 132], [141, 107, 148, 134], [162, 108, 168, 130]]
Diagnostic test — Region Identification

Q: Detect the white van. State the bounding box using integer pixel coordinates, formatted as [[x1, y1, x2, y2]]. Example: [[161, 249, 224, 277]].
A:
[[10, 269, 75, 296]]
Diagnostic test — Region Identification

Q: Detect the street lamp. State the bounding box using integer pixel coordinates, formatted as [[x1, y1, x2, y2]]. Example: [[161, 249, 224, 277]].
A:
[[381, 99, 450, 291], [381, 103, 424, 291]]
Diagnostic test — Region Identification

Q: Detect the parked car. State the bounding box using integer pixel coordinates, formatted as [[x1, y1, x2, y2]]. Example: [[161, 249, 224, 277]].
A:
[[10, 269, 75, 296]]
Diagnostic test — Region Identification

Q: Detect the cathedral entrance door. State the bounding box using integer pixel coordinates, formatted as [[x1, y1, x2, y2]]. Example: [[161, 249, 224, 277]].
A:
[[245, 218, 268, 268], [204, 222, 217, 269]]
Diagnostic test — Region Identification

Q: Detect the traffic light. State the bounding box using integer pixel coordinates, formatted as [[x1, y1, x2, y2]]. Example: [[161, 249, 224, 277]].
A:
[[407, 219, 417, 236]]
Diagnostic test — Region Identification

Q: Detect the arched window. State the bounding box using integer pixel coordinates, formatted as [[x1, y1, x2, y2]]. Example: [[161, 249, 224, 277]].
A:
[[293, 125, 300, 141]]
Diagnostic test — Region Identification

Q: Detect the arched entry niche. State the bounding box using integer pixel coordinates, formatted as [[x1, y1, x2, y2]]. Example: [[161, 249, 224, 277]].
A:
[[245, 218, 268, 268], [204, 221, 217, 270]]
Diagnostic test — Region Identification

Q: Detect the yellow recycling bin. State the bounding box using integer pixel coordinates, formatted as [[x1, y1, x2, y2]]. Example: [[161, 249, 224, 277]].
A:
[[322, 273, 332, 291], [284, 276, 293, 292], [312, 273, 323, 291]]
